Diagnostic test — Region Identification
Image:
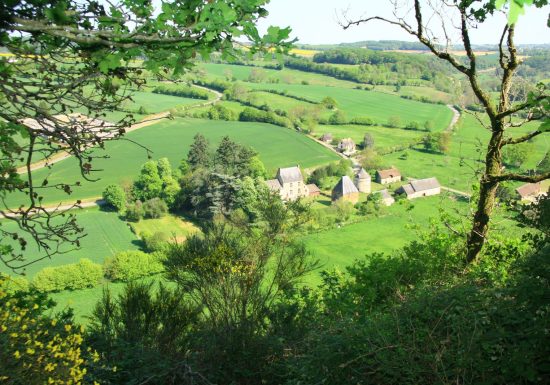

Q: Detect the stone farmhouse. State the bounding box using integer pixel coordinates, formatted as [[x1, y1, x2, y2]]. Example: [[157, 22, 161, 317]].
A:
[[265, 166, 309, 201], [397, 177, 441, 199], [337, 138, 356, 156], [376, 167, 401, 184], [516, 182, 545, 202], [355, 168, 371, 193], [376, 189, 395, 206], [332, 175, 360, 204]]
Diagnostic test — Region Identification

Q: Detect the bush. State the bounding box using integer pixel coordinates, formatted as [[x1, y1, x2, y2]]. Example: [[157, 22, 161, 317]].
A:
[[0, 273, 30, 294], [328, 110, 348, 125], [126, 200, 144, 221], [102, 184, 127, 213], [142, 231, 170, 252], [205, 104, 237, 121], [0, 278, 91, 384], [143, 198, 168, 219], [32, 259, 103, 292], [103, 251, 165, 282], [405, 121, 420, 130], [350, 116, 375, 126], [387, 115, 401, 128]]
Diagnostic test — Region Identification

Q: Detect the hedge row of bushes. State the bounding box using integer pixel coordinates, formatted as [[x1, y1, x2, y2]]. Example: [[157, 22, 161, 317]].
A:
[[7, 250, 167, 294], [400, 94, 446, 105], [191, 78, 232, 92], [153, 84, 211, 100], [238, 107, 294, 128]]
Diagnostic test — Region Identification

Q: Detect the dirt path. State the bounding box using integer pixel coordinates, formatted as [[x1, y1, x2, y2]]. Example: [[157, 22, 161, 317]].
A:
[[0, 197, 104, 218], [445, 104, 461, 132], [440, 186, 471, 198], [16, 85, 223, 174]]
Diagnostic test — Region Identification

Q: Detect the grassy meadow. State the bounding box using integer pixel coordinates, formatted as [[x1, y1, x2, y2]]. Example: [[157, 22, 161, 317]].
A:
[[0, 208, 139, 277]]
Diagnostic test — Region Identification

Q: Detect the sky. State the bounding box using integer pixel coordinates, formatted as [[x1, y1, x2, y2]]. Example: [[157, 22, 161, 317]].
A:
[[256, 0, 550, 45]]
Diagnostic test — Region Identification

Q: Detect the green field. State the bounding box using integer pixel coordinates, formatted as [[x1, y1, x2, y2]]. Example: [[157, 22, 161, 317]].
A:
[[6, 118, 340, 207], [382, 115, 549, 192], [0, 208, 139, 277], [196, 63, 453, 129], [314, 124, 424, 148], [130, 214, 200, 241], [246, 84, 452, 128]]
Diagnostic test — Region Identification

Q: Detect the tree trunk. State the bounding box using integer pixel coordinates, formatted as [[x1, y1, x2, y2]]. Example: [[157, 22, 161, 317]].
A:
[[466, 125, 504, 262]]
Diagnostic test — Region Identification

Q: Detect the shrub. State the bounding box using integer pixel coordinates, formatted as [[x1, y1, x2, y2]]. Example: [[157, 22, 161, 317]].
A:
[[143, 198, 168, 219], [206, 104, 237, 121], [0, 273, 30, 294], [321, 96, 338, 109], [104, 251, 165, 282], [126, 200, 144, 221], [0, 279, 92, 384], [405, 121, 420, 130], [32, 259, 103, 292], [142, 231, 170, 252], [328, 110, 347, 125], [387, 115, 401, 128], [102, 184, 127, 213], [350, 116, 375, 126]]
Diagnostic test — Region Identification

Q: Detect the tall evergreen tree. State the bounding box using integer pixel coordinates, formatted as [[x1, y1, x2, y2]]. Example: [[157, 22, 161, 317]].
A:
[[187, 134, 211, 170]]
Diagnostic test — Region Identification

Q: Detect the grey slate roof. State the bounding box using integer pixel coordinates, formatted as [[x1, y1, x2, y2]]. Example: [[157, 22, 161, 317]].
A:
[[410, 177, 440, 192], [266, 179, 282, 191], [333, 175, 359, 195], [277, 166, 303, 184], [357, 168, 371, 180]]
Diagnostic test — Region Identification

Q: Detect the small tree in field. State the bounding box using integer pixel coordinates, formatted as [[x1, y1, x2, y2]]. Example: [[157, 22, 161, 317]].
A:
[[363, 133, 375, 149], [103, 184, 127, 213], [322, 96, 338, 109], [341, 0, 550, 261]]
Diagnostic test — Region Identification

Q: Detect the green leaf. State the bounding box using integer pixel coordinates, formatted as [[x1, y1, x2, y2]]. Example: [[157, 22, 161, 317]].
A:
[[539, 118, 550, 132]]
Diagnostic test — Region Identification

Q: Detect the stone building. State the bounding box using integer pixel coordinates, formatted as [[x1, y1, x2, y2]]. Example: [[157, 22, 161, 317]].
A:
[[265, 166, 309, 201], [355, 168, 371, 193], [397, 177, 441, 200], [337, 138, 356, 156], [320, 133, 333, 143], [516, 182, 545, 202], [377, 189, 395, 206], [332, 175, 360, 204], [375, 167, 401, 184]]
